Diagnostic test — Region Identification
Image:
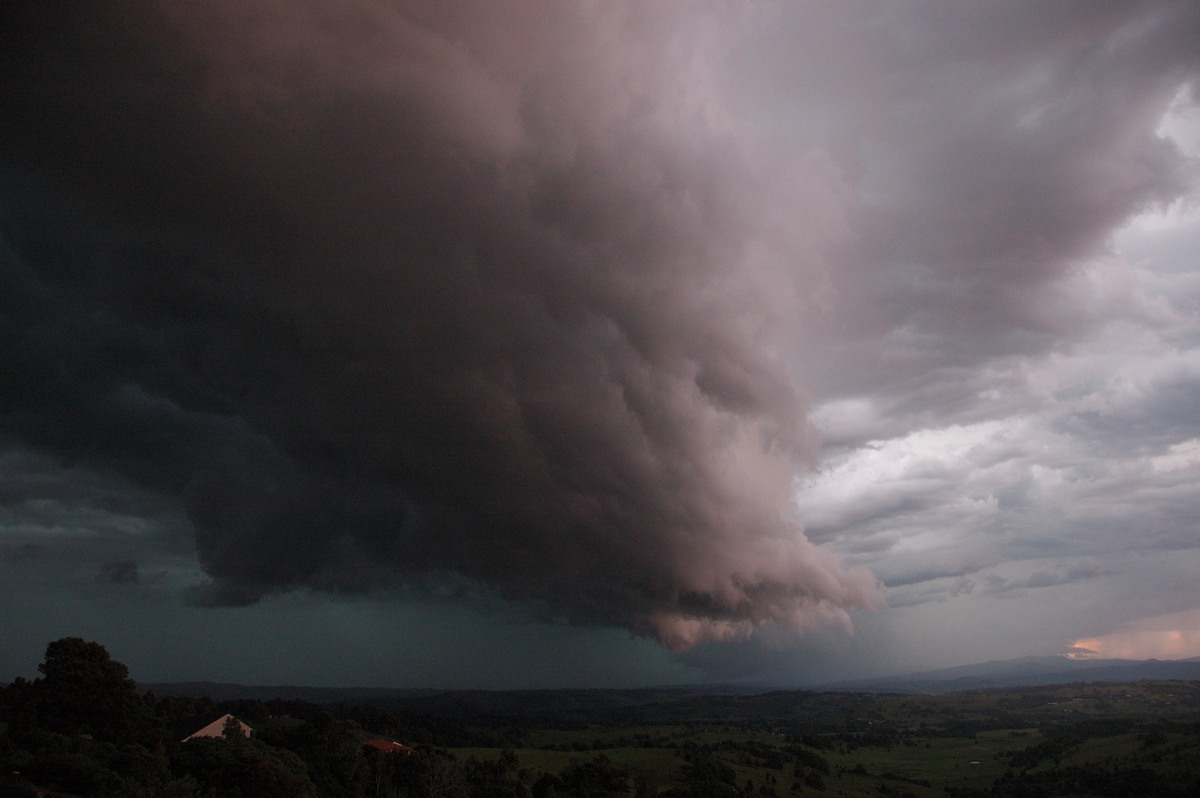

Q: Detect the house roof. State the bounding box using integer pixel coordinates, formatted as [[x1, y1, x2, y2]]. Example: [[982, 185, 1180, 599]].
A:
[[363, 738, 413, 754], [180, 713, 254, 742]]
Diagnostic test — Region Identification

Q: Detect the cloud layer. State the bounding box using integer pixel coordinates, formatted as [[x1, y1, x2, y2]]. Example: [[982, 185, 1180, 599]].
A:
[[2, 1, 1200, 680]]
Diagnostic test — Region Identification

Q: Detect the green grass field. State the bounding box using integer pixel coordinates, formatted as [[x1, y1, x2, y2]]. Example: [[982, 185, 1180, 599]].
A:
[[444, 682, 1200, 796]]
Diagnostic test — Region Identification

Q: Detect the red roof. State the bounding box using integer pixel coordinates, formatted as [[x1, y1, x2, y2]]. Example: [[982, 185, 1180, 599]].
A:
[[363, 739, 413, 753]]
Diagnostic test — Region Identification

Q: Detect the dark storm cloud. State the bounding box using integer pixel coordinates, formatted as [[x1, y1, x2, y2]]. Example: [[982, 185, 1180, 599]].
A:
[[3, 544, 43, 565], [961, 561, 1108, 601], [0, 1, 881, 649], [95, 560, 140, 585]]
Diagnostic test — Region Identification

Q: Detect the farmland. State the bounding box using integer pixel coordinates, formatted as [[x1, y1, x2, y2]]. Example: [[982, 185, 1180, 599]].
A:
[[430, 680, 1200, 796]]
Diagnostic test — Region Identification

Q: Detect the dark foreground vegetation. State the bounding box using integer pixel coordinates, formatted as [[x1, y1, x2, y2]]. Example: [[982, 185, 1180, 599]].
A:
[[2, 639, 1199, 797]]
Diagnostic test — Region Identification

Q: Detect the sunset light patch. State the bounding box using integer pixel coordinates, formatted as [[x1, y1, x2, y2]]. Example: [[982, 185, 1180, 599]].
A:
[[1071, 609, 1200, 661]]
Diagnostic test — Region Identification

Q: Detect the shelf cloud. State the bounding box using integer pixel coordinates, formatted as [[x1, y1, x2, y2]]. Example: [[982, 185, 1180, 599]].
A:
[[0, 0, 882, 649]]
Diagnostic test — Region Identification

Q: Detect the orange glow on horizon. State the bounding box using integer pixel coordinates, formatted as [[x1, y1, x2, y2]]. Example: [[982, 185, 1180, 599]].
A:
[[1069, 609, 1200, 660]]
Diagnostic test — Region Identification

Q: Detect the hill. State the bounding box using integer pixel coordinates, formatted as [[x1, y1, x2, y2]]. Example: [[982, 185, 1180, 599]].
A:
[[821, 655, 1200, 694], [140, 656, 1200, 716]]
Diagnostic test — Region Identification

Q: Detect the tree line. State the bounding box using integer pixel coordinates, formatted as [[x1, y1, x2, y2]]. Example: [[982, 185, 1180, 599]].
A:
[[0, 638, 723, 797], [0, 637, 545, 797]]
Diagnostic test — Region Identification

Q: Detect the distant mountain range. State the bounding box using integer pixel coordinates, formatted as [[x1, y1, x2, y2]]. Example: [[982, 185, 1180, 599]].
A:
[[137, 681, 736, 718], [819, 655, 1200, 694], [139, 656, 1200, 719]]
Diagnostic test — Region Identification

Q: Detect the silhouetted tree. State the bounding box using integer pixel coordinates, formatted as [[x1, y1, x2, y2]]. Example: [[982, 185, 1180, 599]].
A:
[[256, 710, 371, 796], [172, 736, 318, 797], [549, 754, 631, 798], [35, 637, 149, 742]]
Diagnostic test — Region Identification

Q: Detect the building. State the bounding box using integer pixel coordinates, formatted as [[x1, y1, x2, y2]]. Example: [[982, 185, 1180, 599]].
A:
[[180, 713, 253, 742], [363, 739, 413, 754]]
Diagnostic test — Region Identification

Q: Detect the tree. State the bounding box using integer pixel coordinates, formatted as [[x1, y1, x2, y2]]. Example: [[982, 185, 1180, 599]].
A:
[[553, 754, 631, 798], [171, 736, 319, 798], [35, 637, 148, 741], [224, 715, 249, 741], [256, 710, 371, 796]]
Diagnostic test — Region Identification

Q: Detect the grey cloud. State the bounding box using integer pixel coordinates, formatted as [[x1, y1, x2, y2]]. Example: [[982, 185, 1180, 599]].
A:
[[95, 560, 140, 585], [774, 2, 1200, 405], [982, 561, 1106, 596], [771, 0, 1200, 658], [1058, 372, 1200, 457], [3, 544, 43, 565], [866, 542, 1006, 592], [884, 558, 1106, 609]]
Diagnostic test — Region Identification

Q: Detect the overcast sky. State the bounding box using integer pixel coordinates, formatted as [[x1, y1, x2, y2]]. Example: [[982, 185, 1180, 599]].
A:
[[2, 0, 1199, 689]]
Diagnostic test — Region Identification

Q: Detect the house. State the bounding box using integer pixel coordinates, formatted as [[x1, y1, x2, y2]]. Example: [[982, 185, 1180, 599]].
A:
[[180, 713, 253, 742], [363, 738, 413, 754]]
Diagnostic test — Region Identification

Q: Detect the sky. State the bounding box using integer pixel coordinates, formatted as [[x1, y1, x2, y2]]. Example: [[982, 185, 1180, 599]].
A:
[[1, 0, 1199, 690]]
